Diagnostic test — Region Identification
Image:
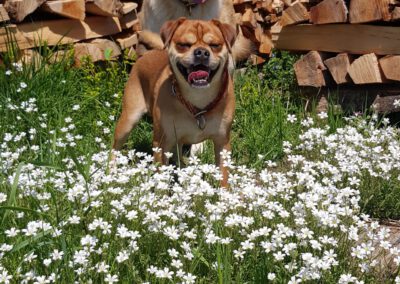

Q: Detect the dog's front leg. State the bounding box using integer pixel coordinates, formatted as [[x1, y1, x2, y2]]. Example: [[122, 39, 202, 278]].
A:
[[213, 138, 231, 188]]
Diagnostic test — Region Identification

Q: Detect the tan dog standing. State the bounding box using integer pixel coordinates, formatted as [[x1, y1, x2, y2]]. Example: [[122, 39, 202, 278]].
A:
[[113, 18, 236, 187], [138, 0, 252, 63]]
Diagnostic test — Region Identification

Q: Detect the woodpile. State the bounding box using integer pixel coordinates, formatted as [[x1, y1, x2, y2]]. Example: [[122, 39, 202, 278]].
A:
[[265, 0, 400, 113], [0, 0, 140, 65]]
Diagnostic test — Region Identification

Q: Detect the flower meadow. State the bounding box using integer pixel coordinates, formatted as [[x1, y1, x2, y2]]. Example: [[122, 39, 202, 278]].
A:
[[2, 62, 400, 283]]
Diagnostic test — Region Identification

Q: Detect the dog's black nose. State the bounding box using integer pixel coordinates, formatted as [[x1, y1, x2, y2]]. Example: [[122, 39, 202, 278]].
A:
[[194, 48, 210, 60]]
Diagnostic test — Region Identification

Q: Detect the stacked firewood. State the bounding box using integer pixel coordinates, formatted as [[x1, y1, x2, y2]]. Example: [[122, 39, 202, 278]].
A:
[[0, 0, 141, 65], [267, 0, 400, 113]]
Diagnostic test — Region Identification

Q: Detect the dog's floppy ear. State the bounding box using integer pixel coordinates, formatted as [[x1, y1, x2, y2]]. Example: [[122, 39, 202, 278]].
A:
[[160, 17, 187, 48], [211, 20, 237, 53]]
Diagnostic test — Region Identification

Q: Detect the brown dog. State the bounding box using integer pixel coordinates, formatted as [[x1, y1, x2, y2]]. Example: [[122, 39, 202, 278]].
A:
[[113, 18, 236, 186]]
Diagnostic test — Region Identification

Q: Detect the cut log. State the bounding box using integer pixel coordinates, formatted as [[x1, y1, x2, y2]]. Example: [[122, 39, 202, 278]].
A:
[[309, 0, 348, 24], [0, 4, 10, 22], [379, 55, 400, 81], [114, 32, 137, 49], [41, 0, 85, 20], [349, 0, 390, 23], [280, 1, 309, 26], [272, 24, 400, 55], [324, 53, 352, 84], [120, 2, 137, 14], [119, 9, 137, 29], [74, 38, 121, 65], [241, 7, 257, 28], [372, 95, 400, 113], [348, 53, 383, 84], [294, 51, 328, 87], [258, 32, 273, 55], [85, 0, 122, 17], [0, 17, 122, 51], [4, 0, 46, 22]]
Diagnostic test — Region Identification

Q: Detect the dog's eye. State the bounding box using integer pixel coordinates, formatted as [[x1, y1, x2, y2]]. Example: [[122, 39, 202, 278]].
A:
[[176, 43, 192, 49], [210, 44, 221, 49]]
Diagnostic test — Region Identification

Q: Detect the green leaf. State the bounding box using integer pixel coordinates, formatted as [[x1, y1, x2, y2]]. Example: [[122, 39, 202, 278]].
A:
[[10, 229, 53, 254], [2, 163, 24, 226]]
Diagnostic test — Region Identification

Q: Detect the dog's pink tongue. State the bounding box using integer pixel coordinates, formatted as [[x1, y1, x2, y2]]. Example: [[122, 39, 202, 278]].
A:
[[193, 0, 207, 3], [188, 70, 209, 83]]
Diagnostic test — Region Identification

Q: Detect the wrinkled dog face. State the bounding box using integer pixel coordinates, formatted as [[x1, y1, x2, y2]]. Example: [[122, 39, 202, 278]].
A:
[[161, 19, 236, 89]]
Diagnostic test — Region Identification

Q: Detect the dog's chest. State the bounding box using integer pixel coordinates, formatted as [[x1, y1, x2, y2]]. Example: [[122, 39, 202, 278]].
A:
[[162, 110, 229, 145]]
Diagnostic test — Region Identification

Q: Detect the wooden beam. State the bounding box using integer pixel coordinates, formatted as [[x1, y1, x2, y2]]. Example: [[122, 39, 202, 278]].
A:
[[324, 53, 352, 84], [4, 0, 46, 22], [41, 0, 85, 20], [379, 55, 400, 81], [348, 53, 384, 84], [309, 0, 348, 24], [349, 0, 390, 23], [294, 51, 328, 87], [272, 24, 400, 55], [280, 1, 309, 26], [0, 17, 122, 51]]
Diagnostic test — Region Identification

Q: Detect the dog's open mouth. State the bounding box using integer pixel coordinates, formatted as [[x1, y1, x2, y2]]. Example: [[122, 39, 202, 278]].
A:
[[177, 62, 218, 88]]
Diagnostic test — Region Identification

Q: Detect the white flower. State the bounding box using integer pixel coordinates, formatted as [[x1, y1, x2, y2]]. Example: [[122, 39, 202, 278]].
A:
[[0, 193, 7, 203], [116, 250, 129, 263], [72, 105, 80, 111], [104, 274, 118, 284], [287, 114, 297, 123], [394, 99, 400, 108], [155, 267, 173, 279], [51, 249, 64, 261], [183, 273, 196, 284], [168, 248, 179, 258], [318, 112, 328, 119], [0, 270, 12, 284], [97, 262, 109, 273], [20, 82, 27, 89], [43, 258, 52, 267], [267, 273, 276, 280]]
